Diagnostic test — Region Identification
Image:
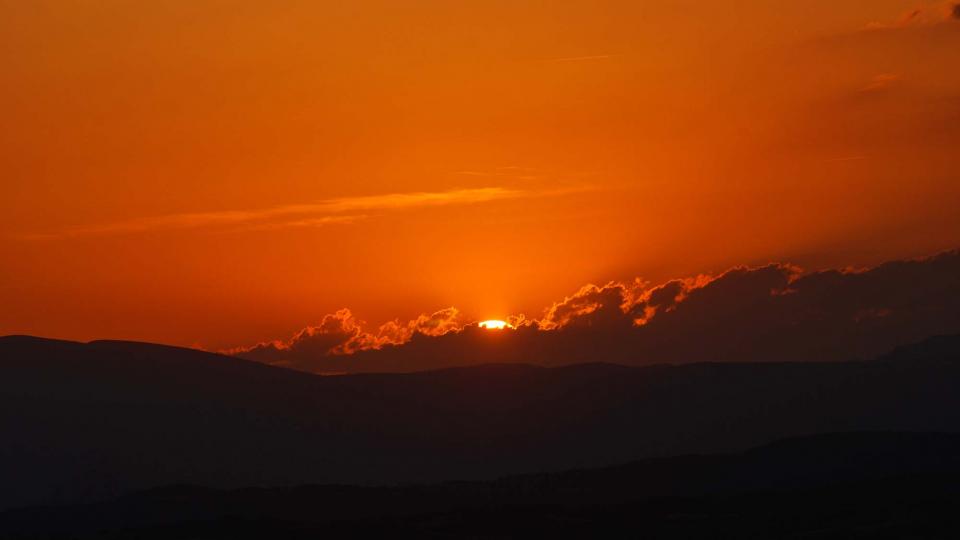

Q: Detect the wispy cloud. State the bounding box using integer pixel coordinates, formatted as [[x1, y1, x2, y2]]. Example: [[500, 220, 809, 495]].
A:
[[233, 214, 368, 233], [859, 73, 901, 93], [865, 2, 959, 29], [25, 187, 531, 239]]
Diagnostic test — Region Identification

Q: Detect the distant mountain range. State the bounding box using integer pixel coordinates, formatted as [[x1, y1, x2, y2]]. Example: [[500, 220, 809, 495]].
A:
[[3, 333, 960, 515], [4, 432, 960, 538]]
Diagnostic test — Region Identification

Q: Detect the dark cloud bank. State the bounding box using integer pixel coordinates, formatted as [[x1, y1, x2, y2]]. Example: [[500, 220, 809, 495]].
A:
[[233, 249, 960, 373]]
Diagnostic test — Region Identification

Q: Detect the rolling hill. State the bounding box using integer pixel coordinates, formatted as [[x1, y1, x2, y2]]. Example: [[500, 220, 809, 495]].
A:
[[2, 334, 960, 511]]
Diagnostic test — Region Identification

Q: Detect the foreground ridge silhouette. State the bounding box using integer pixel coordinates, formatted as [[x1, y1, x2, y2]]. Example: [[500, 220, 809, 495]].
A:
[[3, 432, 960, 538], [3, 332, 960, 516]]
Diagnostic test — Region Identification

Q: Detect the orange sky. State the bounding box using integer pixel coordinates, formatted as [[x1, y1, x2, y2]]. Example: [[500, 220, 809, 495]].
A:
[[2, 1, 960, 350]]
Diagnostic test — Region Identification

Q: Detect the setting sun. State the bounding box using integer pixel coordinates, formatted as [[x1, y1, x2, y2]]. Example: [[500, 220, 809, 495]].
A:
[[478, 320, 511, 330]]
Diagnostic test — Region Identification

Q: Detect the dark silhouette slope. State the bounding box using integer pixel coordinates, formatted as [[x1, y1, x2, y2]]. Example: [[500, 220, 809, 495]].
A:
[[3, 334, 960, 510], [4, 432, 960, 539]]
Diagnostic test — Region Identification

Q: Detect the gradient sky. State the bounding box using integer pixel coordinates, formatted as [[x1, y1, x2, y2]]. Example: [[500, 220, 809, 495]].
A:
[[2, 1, 960, 350]]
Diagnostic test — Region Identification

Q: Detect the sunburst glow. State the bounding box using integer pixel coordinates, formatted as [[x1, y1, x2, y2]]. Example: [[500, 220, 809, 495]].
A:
[[478, 320, 511, 330]]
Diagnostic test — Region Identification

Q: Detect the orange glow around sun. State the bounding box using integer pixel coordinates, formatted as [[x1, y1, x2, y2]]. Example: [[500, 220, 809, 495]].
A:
[[479, 320, 512, 330]]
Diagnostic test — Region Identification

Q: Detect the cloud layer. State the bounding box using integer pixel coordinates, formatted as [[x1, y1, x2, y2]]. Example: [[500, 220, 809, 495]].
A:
[[27, 187, 529, 238], [231, 249, 960, 373]]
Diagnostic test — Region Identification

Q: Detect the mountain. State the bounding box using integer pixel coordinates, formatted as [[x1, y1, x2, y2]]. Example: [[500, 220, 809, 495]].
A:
[[2, 334, 960, 511], [4, 432, 960, 539]]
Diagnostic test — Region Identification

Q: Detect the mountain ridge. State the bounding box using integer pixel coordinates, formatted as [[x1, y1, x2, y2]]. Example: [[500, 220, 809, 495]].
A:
[[4, 431, 960, 539], [3, 333, 960, 510]]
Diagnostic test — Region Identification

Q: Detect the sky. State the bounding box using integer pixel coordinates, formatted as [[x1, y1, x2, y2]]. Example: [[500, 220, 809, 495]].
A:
[[2, 1, 960, 351]]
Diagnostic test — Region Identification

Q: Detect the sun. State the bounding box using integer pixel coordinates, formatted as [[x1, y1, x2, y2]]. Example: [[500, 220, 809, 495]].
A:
[[478, 319, 512, 330]]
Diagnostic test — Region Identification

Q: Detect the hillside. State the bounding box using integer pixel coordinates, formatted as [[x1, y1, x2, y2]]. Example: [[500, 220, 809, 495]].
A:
[[4, 432, 960, 538], [2, 334, 960, 510]]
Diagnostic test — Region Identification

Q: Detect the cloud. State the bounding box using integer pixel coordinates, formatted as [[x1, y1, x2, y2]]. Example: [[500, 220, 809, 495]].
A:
[[859, 73, 901, 93], [231, 214, 367, 232], [229, 307, 464, 373], [229, 249, 960, 374], [865, 3, 957, 29], [778, 15, 960, 162], [26, 187, 530, 239], [537, 282, 633, 331]]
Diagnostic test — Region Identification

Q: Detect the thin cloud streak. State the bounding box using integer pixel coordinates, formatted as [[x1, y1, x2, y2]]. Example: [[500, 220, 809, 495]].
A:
[[230, 214, 369, 233], [25, 187, 534, 239]]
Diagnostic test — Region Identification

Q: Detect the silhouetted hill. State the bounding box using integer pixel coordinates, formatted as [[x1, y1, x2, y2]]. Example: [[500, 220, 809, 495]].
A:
[[3, 334, 960, 511], [4, 432, 960, 539]]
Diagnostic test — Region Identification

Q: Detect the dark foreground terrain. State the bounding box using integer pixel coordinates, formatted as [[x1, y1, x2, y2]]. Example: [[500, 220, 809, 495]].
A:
[[4, 335, 960, 538], [3, 333, 960, 513], [3, 432, 960, 538]]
